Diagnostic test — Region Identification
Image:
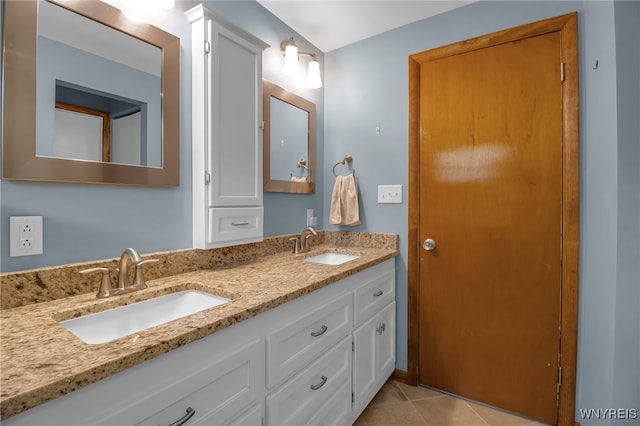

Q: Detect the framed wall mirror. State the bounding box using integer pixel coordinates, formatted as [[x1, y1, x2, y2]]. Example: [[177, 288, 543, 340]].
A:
[[1, 0, 180, 186], [263, 80, 316, 194]]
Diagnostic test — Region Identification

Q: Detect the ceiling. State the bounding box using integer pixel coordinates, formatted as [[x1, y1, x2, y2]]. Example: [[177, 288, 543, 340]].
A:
[[256, 1, 475, 53]]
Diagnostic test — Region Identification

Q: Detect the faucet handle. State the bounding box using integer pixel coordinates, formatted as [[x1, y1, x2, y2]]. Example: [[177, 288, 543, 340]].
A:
[[289, 237, 301, 254], [132, 258, 159, 289], [80, 267, 112, 298]]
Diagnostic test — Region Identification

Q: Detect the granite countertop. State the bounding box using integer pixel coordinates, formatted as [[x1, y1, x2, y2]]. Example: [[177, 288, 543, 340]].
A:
[[0, 239, 398, 420]]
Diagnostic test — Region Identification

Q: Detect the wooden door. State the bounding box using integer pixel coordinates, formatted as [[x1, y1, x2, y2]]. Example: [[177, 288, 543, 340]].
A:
[[416, 30, 564, 423]]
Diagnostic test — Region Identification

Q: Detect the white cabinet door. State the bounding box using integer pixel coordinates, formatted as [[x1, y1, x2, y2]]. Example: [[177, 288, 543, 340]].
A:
[[377, 302, 396, 380], [352, 301, 396, 416], [206, 17, 264, 208], [352, 314, 378, 413]]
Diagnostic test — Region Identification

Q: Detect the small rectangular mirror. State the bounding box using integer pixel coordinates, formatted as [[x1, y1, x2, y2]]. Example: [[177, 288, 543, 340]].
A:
[[263, 81, 316, 194]]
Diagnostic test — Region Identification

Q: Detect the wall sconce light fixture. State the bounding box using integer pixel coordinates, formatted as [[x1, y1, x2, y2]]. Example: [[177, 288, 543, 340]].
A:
[[280, 37, 322, 89]]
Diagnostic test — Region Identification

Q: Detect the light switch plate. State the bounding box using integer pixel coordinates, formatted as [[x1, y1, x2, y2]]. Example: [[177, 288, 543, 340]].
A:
[[378, 185, 403, 204], [10, 216, 44, 257]]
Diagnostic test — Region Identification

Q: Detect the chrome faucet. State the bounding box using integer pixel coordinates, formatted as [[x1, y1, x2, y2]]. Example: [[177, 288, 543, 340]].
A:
[[300, 226, 318, 252]]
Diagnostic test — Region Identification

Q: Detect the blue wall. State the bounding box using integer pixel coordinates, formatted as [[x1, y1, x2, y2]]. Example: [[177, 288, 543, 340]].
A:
[[323, 1, 638, 424]]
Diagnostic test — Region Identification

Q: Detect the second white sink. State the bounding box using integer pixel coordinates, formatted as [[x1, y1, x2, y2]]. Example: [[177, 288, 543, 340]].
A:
[[60, 290, 230, 345], [304, 252, 360, 265]]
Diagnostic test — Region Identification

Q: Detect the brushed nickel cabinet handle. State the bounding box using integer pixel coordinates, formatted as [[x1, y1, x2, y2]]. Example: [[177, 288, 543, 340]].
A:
[[310, 325, 328, 337], [373, 290, 384, 297], [161, 407, 195, 426], [310, 375, 327, 390], [231, 221, 249, 226]]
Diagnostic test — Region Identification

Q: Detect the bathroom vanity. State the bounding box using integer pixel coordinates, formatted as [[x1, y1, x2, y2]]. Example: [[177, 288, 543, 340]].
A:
[[0, 233, 398, 425]]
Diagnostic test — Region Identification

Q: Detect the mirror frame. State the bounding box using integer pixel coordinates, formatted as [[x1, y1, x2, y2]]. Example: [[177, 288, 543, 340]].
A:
[[263, 80, 316, 194], [1, 0, 180, 186]]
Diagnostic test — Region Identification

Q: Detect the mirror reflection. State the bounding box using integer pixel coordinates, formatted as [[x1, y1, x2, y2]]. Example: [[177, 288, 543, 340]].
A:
[[270, 96, 309, 181], [36, 0, 162, 167], [263, 81, 316, 194]]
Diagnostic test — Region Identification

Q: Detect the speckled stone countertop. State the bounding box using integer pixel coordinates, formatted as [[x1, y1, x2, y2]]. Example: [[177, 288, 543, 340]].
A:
[[0, 231, 398, 420]]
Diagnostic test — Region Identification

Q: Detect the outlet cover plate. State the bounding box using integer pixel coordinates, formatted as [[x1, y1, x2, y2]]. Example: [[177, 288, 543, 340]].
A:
[[10, 216, 43, 257], [377, 185, 403, 204]]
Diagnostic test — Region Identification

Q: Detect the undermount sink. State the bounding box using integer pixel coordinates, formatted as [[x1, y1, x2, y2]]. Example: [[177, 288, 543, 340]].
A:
[[60, 290, 230, 345], [304, 252, 360, 265]]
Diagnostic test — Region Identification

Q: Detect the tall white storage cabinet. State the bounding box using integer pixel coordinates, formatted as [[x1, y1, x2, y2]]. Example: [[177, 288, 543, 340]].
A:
[[187, 5, 269, 248]]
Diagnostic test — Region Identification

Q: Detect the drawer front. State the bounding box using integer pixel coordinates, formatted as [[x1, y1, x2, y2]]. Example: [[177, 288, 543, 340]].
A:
[[266, 336, 352, 426], [267, 292, 352, 388], [208, 207, 263, 244], [133, 339, 263, 426], [353, 268, 395, 326], [306, 379, 352, 426], [209, 403, 262, 426]]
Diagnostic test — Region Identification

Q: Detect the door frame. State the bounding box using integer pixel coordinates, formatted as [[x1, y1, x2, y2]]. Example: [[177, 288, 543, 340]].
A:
[[407, 13, 579, 426]]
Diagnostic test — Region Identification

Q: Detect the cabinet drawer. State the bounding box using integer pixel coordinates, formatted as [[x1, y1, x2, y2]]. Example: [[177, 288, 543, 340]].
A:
[[306, 379, 351, 426], [132, 339, 263, 426], [208, 207, 263, 245], [266, 292, 352, 388], [266, 337, 351, 426], [353, 268, 395, 326]]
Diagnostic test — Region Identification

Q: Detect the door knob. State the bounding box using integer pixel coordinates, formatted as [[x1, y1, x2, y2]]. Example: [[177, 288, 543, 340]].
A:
[[423, 238, 437, 251]]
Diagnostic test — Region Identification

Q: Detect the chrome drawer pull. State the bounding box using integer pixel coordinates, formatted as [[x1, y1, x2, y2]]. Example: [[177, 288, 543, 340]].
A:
[[162, 407, 195, 426], [373, 290, 384, 297], [231, 221, 249, 226], [310, 325, 328, 337], [310, 375, 328, 390]]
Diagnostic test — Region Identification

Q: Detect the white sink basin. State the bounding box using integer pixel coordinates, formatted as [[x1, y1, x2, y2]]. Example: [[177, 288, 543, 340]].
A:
[[304, 252, 360, 265], [60, 290, 230, 344]]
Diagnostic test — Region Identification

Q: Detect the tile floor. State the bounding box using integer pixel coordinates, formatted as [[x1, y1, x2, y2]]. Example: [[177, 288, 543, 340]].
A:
[[354, 380, 549, 426]]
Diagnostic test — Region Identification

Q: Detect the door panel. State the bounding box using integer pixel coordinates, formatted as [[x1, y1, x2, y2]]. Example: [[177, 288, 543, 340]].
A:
[[418, 32, 562, 423]]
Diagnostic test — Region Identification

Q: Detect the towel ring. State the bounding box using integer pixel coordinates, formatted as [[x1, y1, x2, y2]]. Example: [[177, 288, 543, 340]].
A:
[[333, 155, 354, 177], [291, 158, 310, 181]]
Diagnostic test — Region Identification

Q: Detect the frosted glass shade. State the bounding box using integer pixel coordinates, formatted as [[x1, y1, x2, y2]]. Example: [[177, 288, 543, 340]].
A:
[[306, 59, 322, 89], [282, 45, 299, 76]]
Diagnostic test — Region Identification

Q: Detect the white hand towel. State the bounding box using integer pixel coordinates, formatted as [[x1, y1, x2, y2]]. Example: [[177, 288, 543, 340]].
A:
[[330, 174, 361, 226]]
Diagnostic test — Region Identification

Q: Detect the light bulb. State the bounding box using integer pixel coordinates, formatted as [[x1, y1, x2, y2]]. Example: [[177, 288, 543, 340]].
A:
[[282, 44, 300, 76], [306, 59, 322, 89]]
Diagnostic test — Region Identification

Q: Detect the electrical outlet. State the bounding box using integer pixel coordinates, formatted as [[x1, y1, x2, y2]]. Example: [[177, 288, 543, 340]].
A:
[[10, 216, 43, 257], [306, 209, 317, 227]]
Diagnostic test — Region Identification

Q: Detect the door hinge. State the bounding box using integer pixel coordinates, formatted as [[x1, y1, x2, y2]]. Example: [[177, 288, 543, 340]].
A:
[[557, 365, 562, 388], [560, 62, 565, 82], [204, 40, 211, 55]]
